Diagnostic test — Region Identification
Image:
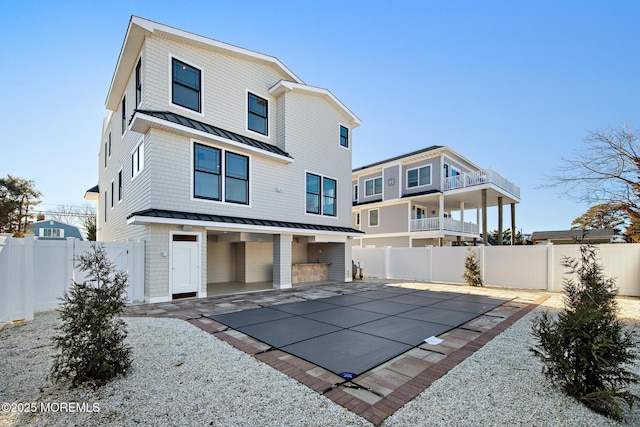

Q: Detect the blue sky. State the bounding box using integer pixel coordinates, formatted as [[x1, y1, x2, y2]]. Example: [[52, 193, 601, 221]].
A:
[[1, 0, 639, 233]]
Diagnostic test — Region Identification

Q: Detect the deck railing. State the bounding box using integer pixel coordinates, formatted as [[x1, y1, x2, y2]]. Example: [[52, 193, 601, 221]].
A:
[[410, 217, 479, 234], [442, 169, 520, 199]]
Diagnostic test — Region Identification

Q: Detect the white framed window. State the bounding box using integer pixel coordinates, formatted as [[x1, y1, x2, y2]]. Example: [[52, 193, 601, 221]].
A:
[[110, 180, 115, 209], [407, 165, 431, 188], [364, 177, 382, 197], [135, 58, 142, 107], [339, 125, 349, 148], [131, 139, 145, 179], [103, 190, 107, 223], [193, 141, 250, 205], [121, 94, 127, 135], [118, 168, 123, 202], [306, 172, 337, 216], [368, 209, 379, 227], [41, 228, 63, 238], [247, 92, 268, 136], [171, 57, 201, 112], [353, 184, 358, 201], [356, 212, 361, 226]]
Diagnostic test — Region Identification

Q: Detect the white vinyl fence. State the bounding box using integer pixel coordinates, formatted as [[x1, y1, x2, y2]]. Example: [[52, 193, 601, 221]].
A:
[[353, 243, 640, 297], [0, 234, 144, 323]]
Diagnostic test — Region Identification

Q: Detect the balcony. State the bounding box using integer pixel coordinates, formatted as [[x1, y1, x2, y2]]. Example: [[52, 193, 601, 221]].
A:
[[410, 217, 479, 234], [443, 169, 520, 199]]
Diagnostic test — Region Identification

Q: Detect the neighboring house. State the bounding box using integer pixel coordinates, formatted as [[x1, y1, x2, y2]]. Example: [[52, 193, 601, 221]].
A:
[[85, 16, 362, 303], [352, 146, 520, 247], [531, 229, 617, 245], [30, 219, 84, 240]]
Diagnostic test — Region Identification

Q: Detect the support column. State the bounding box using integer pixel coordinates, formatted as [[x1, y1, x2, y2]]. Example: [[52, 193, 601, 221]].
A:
[[439, 193, 444, 244], [497, 196, 503, 245], [481, 189, 488, 245], [459, 201, 465, 232], [511, 203, 516, 245], [273, 234, 292, 289]]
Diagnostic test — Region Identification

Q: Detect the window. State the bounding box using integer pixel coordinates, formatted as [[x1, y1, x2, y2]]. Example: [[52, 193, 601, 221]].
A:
[[225, 152, 249, 204], [194, 144, 221, 201], [111, 181, 114, 208], [248, 93, 268, 135], [121, 95, 127, 134], [172, 58, 201, 112], [193, 143, 249, 205], [353, 184, 358, 201], [364, 177, 382, 197], [132, 141, 144, 178], [306, 173, 336, 216], [135, 59, 142, 107], [107, 132, 111, 158], [118, 169, 123, 202], [42, 228, 62, 238], [369, 209, 379, 227], [340, 125, 349, 148], [104, 191, 107, 223], [407, 165, 431, 188], [356, 212, 360, 226]]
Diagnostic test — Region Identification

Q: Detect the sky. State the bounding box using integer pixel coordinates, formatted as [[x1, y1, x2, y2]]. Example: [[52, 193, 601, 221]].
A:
[[1, 0, 639, 234]]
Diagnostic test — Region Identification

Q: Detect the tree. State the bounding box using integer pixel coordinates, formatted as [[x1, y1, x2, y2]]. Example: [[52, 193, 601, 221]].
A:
[[463, 249, 483, 287], [83, 214, 97, 241], [531, 244, 639, 421], [488, 228, 527, 245], [549, 125, 640, 242], [50, 203, 96, 230], [0, 175, 42, 236], [50, 244, 132, 387], [571, 203, 628, 241]]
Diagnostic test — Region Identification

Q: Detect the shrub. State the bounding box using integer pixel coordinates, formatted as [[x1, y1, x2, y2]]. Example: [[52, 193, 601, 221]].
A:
[[463, 249, 483, 287], [531, 244, 639, 421], [50, 244, 132, 387]]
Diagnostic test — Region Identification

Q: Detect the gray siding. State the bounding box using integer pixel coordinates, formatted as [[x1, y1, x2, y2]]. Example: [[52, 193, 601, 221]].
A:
[[402, 157, 441, 196], [359, 203, 409, 235], [383, 165, 400, 200]]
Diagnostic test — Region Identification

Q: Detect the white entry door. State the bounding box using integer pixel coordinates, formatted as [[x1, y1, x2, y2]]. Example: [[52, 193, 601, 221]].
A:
[[171, 235, 199, 295]]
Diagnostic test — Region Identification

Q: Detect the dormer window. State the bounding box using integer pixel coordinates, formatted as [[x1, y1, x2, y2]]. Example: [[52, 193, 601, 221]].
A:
[[340, 125, 349, 148], [172, 58, 201, 112], [248, 93, 268, 135]]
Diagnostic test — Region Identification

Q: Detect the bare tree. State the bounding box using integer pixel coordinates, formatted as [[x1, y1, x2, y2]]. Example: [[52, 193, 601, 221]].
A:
[[549, 125, 640, 242], [50, 204, 96, 229]]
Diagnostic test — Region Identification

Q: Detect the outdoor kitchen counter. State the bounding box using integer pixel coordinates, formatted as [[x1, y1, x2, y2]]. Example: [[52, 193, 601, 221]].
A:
[[292, 263, 330, 284]]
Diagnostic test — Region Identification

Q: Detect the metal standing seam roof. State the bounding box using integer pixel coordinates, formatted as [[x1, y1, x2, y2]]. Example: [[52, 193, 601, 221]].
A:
[[134, 110, 292, 159], [128, 209, 363, 234], [530, 229, 616, 240]]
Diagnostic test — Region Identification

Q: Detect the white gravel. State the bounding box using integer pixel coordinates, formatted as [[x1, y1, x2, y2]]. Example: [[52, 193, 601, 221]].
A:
[[1, 293, 639, 427]]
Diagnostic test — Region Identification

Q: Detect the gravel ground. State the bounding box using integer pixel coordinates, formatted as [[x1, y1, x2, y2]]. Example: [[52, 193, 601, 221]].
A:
[[1, 293, 639, 427]]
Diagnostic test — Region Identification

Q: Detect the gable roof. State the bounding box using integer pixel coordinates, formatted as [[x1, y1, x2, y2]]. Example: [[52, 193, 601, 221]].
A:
[[531, 229, 616, 241], [106, 16, 304, 110], [353, 145, 445, 172], [132, 110, 292, 160]]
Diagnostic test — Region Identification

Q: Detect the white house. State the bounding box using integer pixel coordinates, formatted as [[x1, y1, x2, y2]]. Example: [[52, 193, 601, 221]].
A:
[[352, 146, 520, 247], [87, 16, 362, 302]]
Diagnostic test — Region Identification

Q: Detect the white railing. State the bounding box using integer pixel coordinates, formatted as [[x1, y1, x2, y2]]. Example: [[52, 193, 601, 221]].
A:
[[443, 169, 520, 199], [410, 217, 479, 234]]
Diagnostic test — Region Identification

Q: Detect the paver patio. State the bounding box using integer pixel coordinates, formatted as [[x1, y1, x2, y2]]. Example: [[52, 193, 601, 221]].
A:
[[124, 279, 549, 425]]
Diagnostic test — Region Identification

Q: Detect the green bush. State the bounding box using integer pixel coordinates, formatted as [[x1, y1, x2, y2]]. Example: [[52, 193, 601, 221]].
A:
[[50, 244, 132, 387], [463, 249, 483, 287], [531, 244, 639, 421]]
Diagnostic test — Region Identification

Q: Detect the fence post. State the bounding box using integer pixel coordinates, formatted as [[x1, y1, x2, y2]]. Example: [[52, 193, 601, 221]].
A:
[[23, 235, 35, 321], [546, 242, 554, 291], [0, 234, 13, 322], [479, 244, 486, 284]]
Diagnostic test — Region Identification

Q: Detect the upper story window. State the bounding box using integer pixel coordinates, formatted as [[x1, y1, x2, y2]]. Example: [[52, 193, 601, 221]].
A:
[[121, 95, 127, 134], [248, 93, 268, 135], [364, 177, 382, 197], [41, 228, 63, 238], [340, 125, 349, 148], [172, 58, 201, 112], [353, 184, 358, 201], [104, 132, 111, 169], [118, 169, 123, 202], [132, 140, 144, 178], [407, 165, 431, 188], [193, 143, 249, 205], [135, 59, 142, 107], [306, 173, 336, 216]]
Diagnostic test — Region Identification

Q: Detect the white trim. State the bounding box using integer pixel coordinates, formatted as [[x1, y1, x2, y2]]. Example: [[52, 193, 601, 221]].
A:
[[127, 214, 363, 237], [168, 54, 205, 116], [304, 170, 339, 219], [121, 92, 128, 136], [130, 112, 292, 164], [246, 89, 271, 139], [135, 55, 143, 108], [169, 230, 202, 297], [147, 296, 171, 303], [110, 179, 115, 209], [364, 176, 383, 197], [117, 167, 124, 204], [406, 164, 432, 189], [368, 208, 380, 227], [339, 123, 350, 150], [190, 139, 252, 208]]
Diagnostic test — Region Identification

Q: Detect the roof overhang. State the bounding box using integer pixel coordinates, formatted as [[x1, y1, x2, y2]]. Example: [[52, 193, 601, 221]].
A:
[[106, 16, 304, 111], [130, 111, 293, 164], [127, 209, 364, 238], [269, 80, 362, 128], [84, 184, 99, 201]]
